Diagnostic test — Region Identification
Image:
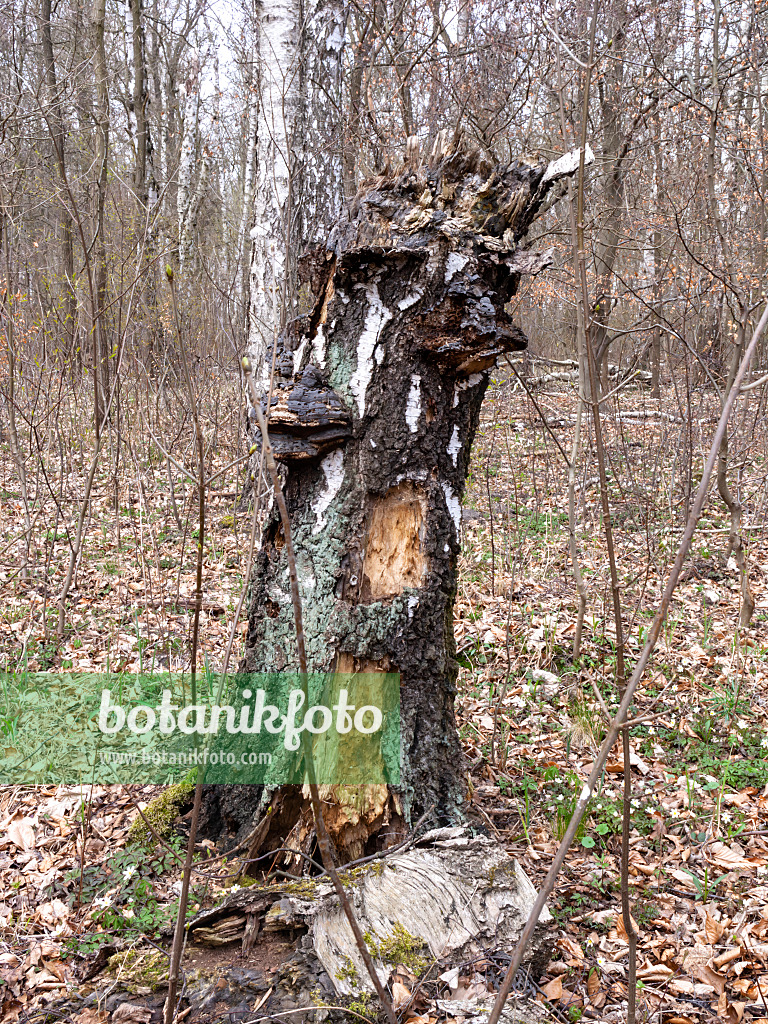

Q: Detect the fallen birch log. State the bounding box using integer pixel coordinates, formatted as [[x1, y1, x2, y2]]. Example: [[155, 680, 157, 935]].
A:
[[185, 828, 556, 1021]]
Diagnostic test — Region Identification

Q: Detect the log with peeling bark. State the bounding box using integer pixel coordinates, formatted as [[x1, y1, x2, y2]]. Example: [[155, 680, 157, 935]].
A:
[[203, 134, 589, 860], [184, 828, 556, 1023]]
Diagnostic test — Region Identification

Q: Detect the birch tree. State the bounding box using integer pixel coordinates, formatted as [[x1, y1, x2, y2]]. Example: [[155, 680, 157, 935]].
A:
[[247, 0, 346, 385]]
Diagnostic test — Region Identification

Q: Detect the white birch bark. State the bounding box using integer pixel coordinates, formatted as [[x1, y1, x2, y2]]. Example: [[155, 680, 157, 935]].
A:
[[248, 0, 299, 382], [177, 50, 201, 272], [124, 1, 137, 144], [238, 75, 259, 319], [246, 0, 346, 387]]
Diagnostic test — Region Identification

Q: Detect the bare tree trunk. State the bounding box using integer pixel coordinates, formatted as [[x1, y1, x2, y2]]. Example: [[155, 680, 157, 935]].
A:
[[177, 48, 205, 274], [92, 0, 110, 432], [237, 5, 259, 327], [706, 0, 754, 626], [40, 0, 77, 363], [591, 0, 628, 375], [651, 103, 663, 398], [247, 0, 346, 387], [126, 0, 156, 214], [210, 140, 582, 861]]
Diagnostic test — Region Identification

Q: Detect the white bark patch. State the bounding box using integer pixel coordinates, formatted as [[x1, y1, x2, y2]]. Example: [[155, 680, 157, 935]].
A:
[[349, 285, 392, 416], [303, 828, 552, 996], [405, 375, 422, 432], [447, 425, 462, 466], [407, 595, 419, 619], [542, 144, 595, 184], [442, 482, 461, 536], [398, 288, 423, 310], [311, 324, 326, 368], [374, 345, 385, 365], [293, 337, 309, 376], [452, 372, 485, 407], [445, 252, 469, 283], [326, 21, 344, 51], [311, 450, 344, 535]]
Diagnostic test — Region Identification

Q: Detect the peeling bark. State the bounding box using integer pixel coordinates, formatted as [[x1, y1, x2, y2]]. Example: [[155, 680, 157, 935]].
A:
[[188, 828, 553, 992], [214, 137, 582, 860]]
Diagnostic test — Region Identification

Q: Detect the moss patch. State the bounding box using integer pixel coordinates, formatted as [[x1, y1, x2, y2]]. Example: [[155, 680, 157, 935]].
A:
[[127, 775, 194, 848], [366, 922, 428, 975], [107, 949, 168, 990], [335, 955, 360, 987], [347, 993, 373, 1020]]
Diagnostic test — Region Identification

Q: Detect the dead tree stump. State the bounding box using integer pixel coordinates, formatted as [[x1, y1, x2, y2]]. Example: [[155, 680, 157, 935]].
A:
[[207, 135, 585, 860]]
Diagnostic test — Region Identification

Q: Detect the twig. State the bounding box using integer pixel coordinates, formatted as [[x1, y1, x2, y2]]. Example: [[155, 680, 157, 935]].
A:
[[164, 265, 207, 1024]]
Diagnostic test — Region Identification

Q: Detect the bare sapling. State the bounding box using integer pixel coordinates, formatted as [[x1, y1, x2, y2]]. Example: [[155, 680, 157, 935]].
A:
[[163, 264, 209, 1023]]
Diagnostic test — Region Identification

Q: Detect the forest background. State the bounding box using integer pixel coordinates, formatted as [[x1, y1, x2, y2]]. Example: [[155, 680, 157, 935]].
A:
[[3, 0, 768, 1022]]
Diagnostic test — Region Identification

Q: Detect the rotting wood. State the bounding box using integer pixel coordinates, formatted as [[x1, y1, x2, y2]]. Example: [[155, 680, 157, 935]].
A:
[[187, 828, 554, 996], [203, 133, 590, 860]]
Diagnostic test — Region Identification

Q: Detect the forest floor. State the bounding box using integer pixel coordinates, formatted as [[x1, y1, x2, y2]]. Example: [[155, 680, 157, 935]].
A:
[[1, 373, 768, 1024]]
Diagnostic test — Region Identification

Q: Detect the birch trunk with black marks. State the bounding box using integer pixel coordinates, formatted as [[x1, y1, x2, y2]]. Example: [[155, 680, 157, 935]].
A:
[[247, 0, 345, 386], [177, 47, 211, 276], [207, 137, 583, 863]]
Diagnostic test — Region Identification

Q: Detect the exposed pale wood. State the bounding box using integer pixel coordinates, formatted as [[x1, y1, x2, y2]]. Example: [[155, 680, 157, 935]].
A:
[[362, 482, 427, 601]]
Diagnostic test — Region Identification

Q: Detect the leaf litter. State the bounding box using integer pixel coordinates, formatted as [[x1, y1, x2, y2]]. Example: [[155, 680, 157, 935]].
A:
[[2, 375, 768, 1021]]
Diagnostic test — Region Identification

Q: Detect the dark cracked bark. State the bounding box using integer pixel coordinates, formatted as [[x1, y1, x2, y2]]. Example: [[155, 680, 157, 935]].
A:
[[205, 136, 583, 862]]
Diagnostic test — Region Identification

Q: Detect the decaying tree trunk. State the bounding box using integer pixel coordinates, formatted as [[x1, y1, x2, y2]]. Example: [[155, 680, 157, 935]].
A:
[[52, 834, 557, 1024], [208, 136, 584, 861], [188, 828, 553, 982]]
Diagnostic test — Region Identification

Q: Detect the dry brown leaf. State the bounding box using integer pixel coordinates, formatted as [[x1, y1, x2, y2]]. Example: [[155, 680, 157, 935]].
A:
[[723, 792, 751, 807], [111, 1005, 152, 1024], [732, 978, 755, 997], [728, 1003, 746, 1024], [541, 977, 563, 1001], [628, 748, 650, 775], [392, 981, 412, 1010], [587, 969, 600, 999], [637, 964, 673, 981], [706, 912, 726, 944], [714, 947, 744, 969], [695, 962, 726, 995], [6, 819, 35, 851], [557, 937, 584, 961], [616, 912, 640, 941], [709, 842, 751, 870]]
